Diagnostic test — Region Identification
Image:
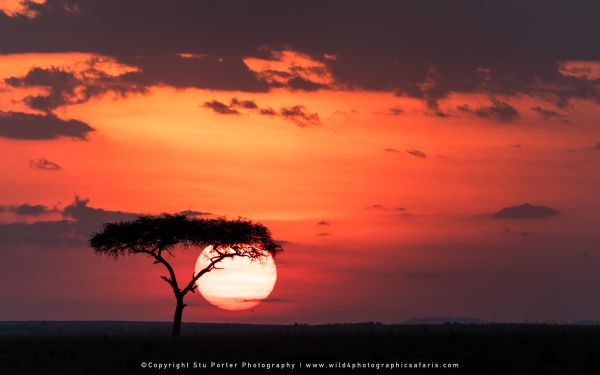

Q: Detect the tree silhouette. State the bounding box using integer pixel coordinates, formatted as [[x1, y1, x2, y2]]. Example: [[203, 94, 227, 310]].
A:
[[89, 214, 282, 336]]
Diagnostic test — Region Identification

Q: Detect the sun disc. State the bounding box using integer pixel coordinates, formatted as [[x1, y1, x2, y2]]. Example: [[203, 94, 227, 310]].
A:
[[194, 246, 277, 310]]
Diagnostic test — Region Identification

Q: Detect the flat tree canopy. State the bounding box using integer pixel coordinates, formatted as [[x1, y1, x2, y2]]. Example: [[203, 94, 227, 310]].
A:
[[90, 214, 282, 259]]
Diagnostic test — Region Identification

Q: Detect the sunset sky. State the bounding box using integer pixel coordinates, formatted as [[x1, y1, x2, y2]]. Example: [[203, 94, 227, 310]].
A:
[[1, 0, 600, 324]]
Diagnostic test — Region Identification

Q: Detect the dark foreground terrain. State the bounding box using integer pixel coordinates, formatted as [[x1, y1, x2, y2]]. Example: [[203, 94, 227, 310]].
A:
[[1, 322, 599, 374]]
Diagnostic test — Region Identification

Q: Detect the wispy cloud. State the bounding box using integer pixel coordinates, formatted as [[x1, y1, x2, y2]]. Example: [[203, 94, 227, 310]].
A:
[[29, 158, 61, 171], [406, 149, 427, 158], [202, 98, 320, 127]]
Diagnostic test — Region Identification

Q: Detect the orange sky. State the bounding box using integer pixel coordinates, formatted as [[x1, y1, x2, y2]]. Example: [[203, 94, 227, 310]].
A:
[[1, 44, 600, 323]]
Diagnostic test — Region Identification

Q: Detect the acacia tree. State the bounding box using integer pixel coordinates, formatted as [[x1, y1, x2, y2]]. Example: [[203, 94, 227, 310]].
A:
[[89, 214, 282, 336]]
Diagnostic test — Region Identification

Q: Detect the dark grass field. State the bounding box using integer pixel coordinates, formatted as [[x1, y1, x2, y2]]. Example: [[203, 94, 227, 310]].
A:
[[1, 322, 600, 374]]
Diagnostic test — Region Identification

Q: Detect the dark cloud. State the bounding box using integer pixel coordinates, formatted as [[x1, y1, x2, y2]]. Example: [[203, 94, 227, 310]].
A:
[[364, 204, 407, 213], [259, 107, 277, 116], [0, 220, 81, 248], [203, 100, 240, 115], [384, 148, 400, 153], [316, 220, 330, 226], [29, 158, 61, 171], [118, 54, 267, 92], [476, 100, 520, 123], [203, 98, 259, 115], [364, 204, 387, 210], [285, 77, 327, 91], [406, 149, 427, 158], [253, 59, 330, 92], [229, 98, 258, 109], [62, 196, 140, 236], [428, 109, 452, 118], [14, 204, 52, 215], [0, 197, 220, 249], [457, 98, 520, 123], [596, 142, 600, 151], [0, 197, 140, 248], [455, 105, 470, 114], [0, 204, 54, 216], [202, 99, 320, 127], [5, 65, 147, 113], [406, 66, 446, 111], [0, 111, 94, 140], [5, 1, 598, 110], [316, 232, 331, 236], [530, 106, 565, 120], [279, 105, 320, 127], [5, 67, 78, 112], [388, 107, 404, 116], [493, 203, 560, 219], [5, 57, 265, 113], [260, 69, 292, 80]]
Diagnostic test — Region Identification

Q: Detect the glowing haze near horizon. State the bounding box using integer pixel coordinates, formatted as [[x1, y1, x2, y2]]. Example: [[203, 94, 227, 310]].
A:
[[1, 0, 600, 324]]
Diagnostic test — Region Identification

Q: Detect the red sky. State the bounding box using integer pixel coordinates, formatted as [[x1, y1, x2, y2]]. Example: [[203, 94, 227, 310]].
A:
[[1, 1, 600, 324]]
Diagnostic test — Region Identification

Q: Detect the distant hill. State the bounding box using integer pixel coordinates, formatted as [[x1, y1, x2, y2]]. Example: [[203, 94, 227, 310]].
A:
[[403, 316, 488, 325], [0, 320, 489, 336], [6, 319, 600, 337], [575, 320, 600, 326], [0, 321, 281, 336]]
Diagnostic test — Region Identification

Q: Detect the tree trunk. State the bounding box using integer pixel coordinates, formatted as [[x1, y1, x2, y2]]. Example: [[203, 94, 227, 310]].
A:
[[172, 296, 185, 337]]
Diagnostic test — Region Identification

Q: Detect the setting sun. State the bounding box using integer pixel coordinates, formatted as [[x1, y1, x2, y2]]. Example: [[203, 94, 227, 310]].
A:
[[194, 246, 277, 311]]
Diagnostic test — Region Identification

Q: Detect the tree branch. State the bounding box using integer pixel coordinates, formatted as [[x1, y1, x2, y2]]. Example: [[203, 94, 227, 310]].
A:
[[141, 249, 181, 297], [180, 252, 236, 296]]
